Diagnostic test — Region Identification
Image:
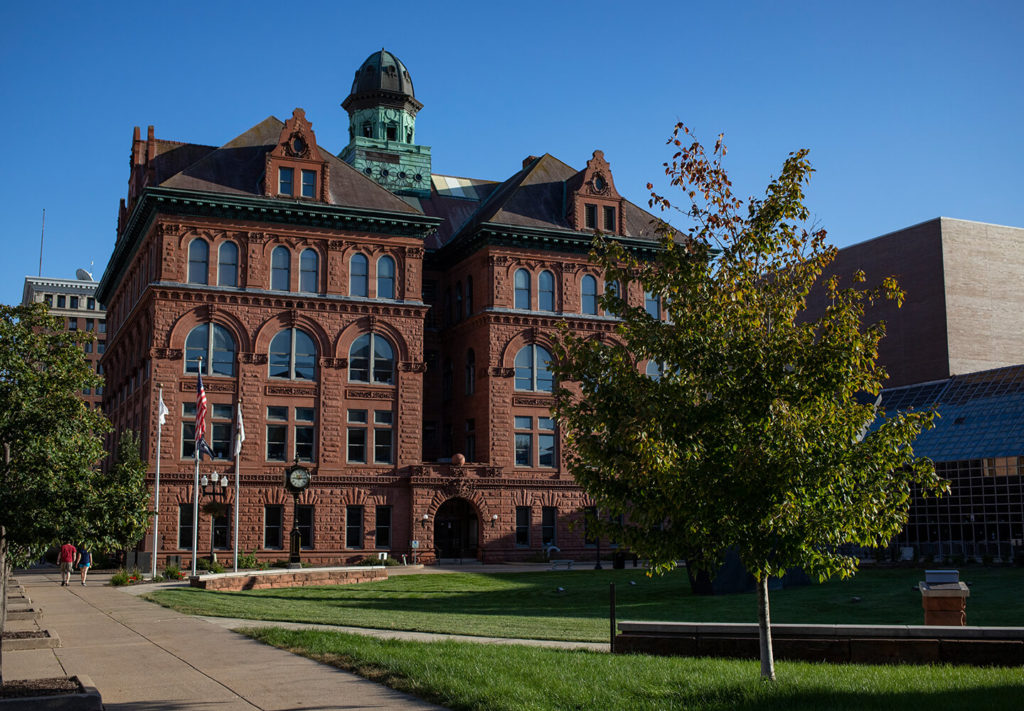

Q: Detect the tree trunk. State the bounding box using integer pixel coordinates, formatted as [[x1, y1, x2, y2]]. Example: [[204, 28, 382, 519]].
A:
[[757, 574, 775, 681], [1, 528, 8, 686]]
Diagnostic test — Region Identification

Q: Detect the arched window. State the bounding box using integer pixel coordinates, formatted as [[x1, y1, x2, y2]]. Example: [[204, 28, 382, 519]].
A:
[[581, 275, 598, 315], [645, 290, 661, 319], [514, 345, 554, 392], [218, 242, 238, 287], [348, 333, 395, 385], [539, 270, 555, 312], [465, 275, 473, 317], [350, 253, 369, 297], [269, 328, 316, 380], [605, 279, 621, 315], [455, 282, 463, 322], [514, 269, 531, 309], [271, 247, 290, 291], [299, 249, 318, 293], [645, 360, 662, 382], [185, 323, 236, 377], [377, 256, 395, 299], [188, 239, 209, 285], [465, 348, 475, 395]]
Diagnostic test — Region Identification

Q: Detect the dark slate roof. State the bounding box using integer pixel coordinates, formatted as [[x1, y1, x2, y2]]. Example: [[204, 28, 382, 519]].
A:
[[415, 154, 664, 250], [880, 365, 1024, 461], [348, 49, 416, 99], [159, 116, 421, 214]]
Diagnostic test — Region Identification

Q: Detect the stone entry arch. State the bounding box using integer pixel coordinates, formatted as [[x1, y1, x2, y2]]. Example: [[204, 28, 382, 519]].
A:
[[433, 497, 479, 559]]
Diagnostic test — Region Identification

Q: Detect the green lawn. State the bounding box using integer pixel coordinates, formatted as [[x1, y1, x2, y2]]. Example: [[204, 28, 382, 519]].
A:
[[145, 566, 1024, 643], [243, 627, 1024, 711]]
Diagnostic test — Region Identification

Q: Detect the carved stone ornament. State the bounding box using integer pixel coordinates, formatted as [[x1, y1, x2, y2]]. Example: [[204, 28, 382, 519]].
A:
[[346, 388, 396, 401], [239, 352, 268, 365], [265, 384, 318, 397], [320, 357, 349, 369], [152, 348, 183, 360], [443, 478, 475, 500], [366, 314, 378, 331], [488, 255, 510, 267], [404, 246, 425, 259], [247, 232, 269, 245], [328, 239, 347, 251], [159, 223, 183, 237], [398, 361, 427, 373], [284, 131, 311, 158], [488, 366, 515, 378], [287, 309, 299, 326], [590, 172, 610, 195], [513, 395, 554, 407]]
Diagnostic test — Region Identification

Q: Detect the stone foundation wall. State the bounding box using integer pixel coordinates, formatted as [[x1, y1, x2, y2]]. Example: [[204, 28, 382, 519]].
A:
[[189, 565, 387, 591]]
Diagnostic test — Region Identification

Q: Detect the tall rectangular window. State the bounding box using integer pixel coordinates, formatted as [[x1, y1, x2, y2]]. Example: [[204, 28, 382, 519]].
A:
[[515, 506, 531, 547], [264, 505, 283, 549], [296, 407, 315, 462], [348, 410, 367, 463], [279, 167, 294, 195], [374, 410, 393, 464], [70, 296, 79, 309], [346, 506, 363, 548], [376, 505, 392, 549], [267, 406, 287, 461], [68, 318, 77, 331], [542, 506, 557, 546], [585, 204, 597, 229], [465, 419, 476, 462], [85, 318, 94, 331], [584, 506, 597, 546], [87, 297, 95, 310], [57, 295, 66, 308], [182, 403, 196, 458], [297, 505, 314, 549], [212, 507, 231, 549], [514, 416, 532, 467], [538, 418, 556, 468], [301, 169, 316, 198], [603, 205, 616, 232], [212, 404, 233, 459], [178, 504, 194, 549], [645, 291, 661, 320], [98, 320, 106, 334]]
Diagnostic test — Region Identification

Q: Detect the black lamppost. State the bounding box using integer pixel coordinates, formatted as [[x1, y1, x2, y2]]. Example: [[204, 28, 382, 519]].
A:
[[285, 464, 311, 568], [200, 471, 229, 563]]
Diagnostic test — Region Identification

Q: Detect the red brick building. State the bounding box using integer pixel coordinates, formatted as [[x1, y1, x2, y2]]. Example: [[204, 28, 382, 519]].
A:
[[97, 50, 664, 566]]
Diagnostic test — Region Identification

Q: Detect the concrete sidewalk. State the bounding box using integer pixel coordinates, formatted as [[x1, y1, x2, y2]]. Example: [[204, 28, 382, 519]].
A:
[[6, 568, 444, 710]]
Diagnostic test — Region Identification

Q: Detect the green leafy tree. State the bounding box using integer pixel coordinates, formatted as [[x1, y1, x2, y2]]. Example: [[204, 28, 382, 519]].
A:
[[551, 125, 947, 680], [0, 303, 107, 684], [86, 430, 151, 556]]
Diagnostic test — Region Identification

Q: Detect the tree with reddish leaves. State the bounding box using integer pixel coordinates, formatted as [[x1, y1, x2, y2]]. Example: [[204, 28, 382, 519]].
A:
[[552, 125, 946, 680]]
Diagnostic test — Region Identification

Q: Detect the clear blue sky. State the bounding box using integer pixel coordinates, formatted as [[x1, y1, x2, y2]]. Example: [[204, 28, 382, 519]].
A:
[[1, 1, 1021, 306]]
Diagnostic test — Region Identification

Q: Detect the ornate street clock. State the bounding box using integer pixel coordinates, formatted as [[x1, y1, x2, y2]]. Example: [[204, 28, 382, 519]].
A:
[[286, 465, 311, 492]]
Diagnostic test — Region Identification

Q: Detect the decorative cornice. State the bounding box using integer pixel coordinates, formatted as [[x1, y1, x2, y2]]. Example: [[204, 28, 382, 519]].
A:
[[98, 186, 441, 303]]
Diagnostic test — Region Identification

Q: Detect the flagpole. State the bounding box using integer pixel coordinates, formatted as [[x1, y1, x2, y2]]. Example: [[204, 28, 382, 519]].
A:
[[152, 384, 164, 580], [191, 358, 202, 577], [233, 399, 241, 573]]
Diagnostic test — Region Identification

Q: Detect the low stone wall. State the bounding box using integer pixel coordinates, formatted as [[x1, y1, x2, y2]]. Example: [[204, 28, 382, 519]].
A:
[[189, 566, 387, 591], [614, 621, 1024, 666]]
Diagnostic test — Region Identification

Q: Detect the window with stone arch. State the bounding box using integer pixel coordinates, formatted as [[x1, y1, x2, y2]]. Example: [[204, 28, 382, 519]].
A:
[[218, 241, 238, 287], [348, 333, 395, 385], [185, 323, 236, 377], [455, 282, 463, 321], [350, 253, 369, 297], [188, 238, 209, 285], [465, 348, 475, 395], [514, 268, 531, 309], [271, 246, 290, 291], [377, 255, 396, 299], [268, 328, 317, 380], [645, 360, 663, 382], [299, 249, 318, 293], [539, 270, 555, 312], [514, 344, 554, 392], [581, 275, 598, 315], [465, 275, 473, 317]]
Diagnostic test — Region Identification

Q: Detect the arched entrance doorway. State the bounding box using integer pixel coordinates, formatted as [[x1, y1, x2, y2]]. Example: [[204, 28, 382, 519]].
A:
[[433, 498, 479, 559]]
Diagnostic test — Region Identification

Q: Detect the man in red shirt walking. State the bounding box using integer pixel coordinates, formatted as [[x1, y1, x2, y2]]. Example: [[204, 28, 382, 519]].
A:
[[58, 542, 76, 586]]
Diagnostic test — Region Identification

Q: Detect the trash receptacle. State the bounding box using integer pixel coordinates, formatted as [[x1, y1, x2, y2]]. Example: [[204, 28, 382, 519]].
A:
[[612, 551, 626, 569], [920, 569, 969, 626]]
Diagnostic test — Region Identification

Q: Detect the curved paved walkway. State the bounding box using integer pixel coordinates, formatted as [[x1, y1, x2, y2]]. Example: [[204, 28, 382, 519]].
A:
[[6, 568, 444, 710]]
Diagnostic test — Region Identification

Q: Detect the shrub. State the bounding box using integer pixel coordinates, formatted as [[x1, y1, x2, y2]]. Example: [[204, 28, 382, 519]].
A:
[[982, 554, 994, 566], [163, 565, 185, 580], [358, 555, 401, 566], [110, 569, 130, 586], [196, 558, 226, 574]]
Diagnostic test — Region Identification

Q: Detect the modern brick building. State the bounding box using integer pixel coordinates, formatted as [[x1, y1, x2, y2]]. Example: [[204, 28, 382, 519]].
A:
[[97, 50, 665, 566], [22, 272, 107, 410]]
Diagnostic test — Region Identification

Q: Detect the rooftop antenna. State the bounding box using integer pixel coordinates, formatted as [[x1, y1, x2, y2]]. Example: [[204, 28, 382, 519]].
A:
[[38, 208, 45, 277]]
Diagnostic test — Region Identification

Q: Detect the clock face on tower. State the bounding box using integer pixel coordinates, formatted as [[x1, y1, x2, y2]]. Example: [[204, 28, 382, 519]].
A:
[[287, 465, 311, 491]]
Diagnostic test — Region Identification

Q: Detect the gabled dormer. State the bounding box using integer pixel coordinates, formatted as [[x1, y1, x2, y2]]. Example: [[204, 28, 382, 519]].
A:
[[264, 108, 330, 202], [568, 150, 623, 235]]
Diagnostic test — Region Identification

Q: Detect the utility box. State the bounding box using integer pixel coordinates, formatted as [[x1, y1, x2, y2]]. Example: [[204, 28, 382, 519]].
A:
[[920, 570, 969, 625]]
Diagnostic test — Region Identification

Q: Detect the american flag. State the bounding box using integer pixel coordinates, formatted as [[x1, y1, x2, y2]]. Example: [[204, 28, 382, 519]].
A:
[[195, 370, 207, 448]]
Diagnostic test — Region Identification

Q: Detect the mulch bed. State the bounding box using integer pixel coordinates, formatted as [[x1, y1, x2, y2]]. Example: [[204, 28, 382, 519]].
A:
[[0, 677, 83, 699], [2, 631, 47, 640]]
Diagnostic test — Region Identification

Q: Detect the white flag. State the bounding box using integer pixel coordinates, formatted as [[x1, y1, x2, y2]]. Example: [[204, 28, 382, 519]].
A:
[[233, 402, 245, 457], [158, 392, 169, 426]]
